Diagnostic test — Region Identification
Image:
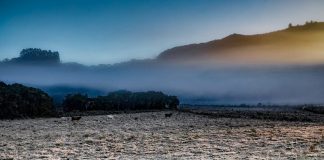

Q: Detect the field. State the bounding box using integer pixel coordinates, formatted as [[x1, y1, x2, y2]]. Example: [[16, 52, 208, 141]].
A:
[[0, 109, 323, 159]]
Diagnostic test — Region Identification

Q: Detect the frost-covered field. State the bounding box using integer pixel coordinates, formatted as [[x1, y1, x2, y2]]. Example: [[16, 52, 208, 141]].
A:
[[0, 111, 323, 159]]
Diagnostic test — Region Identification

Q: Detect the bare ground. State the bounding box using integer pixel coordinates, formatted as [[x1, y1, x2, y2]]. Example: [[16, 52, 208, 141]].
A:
[[0, 111, 323, 159]]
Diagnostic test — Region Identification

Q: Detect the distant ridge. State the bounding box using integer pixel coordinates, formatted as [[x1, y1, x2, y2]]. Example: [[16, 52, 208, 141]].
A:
[[1, 21, 324, 67], [1, 21, 324, 105], [157, 21, 324, 65]]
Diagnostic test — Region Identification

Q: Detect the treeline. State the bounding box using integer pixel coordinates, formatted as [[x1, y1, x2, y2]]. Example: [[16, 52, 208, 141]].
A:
[[63, 90, 179, 112], [0, 82, 55, 119], [0, 82, 180, 119], [1, 48, 60, 65]]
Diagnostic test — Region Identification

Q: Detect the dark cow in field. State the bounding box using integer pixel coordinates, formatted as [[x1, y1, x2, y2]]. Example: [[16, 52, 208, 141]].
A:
[[71, 116, 82, 121], [165, 113, 172, 118]]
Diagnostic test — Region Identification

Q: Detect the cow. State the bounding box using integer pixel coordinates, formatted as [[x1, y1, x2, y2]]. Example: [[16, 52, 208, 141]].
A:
[[71, 116, 82, 121], [165, 113, 172, 118]]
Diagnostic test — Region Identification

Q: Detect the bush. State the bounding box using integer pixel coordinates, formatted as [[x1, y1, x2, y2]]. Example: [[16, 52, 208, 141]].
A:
[[62, 94, 90, 112], [62, 90, 180, 112], [0, 82, 55, 119], [302, 106, 324, 114]]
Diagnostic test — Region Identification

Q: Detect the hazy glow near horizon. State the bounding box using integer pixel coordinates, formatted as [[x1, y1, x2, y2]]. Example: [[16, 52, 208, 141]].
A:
[[1, 0, 324, 65]]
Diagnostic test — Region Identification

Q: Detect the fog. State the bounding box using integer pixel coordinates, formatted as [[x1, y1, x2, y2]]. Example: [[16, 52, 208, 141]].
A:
[[1, 61, 324, 105]]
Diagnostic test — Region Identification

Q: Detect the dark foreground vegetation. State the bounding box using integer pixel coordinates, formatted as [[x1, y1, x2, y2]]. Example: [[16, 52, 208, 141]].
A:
[[0, 79, 323, 121], [62, 91, 179, 112], [0, 82, 179, 119], [0, 82, 55, 119], [302, 105, 324, 114]]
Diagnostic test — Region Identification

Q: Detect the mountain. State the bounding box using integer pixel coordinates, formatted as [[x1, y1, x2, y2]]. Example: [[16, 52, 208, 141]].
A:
[[157, 21, 324, 65], [3, 22, 324, 67], [2, 21, 324, 104]]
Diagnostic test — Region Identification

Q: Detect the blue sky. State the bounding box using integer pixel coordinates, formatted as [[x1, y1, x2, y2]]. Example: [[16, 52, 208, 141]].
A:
[[1, 0, 324, 65]]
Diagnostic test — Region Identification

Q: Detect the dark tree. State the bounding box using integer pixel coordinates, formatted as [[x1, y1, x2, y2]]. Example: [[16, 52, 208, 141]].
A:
[[0, 82, 55, 119], [166, 96, 180, 109], [5, 48, 61, 65], [288, 23, 293, 28], [62, 94, 89, 112], [63, 90, 180, 112]]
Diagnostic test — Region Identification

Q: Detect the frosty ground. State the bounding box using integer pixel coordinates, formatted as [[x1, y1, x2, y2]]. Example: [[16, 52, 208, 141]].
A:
[[0, 110, 323, 159]]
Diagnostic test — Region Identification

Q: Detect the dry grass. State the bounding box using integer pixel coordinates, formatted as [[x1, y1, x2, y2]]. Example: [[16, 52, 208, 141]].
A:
[[0, 111, 323, 159]]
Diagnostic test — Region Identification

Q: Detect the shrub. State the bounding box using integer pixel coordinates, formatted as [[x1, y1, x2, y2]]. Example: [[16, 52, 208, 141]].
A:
[[62, 94, 90, 112], [0, 82, 55, 119], [62, 90, 180, 112]]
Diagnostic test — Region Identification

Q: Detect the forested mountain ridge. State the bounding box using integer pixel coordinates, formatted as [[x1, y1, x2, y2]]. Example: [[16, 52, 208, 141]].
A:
[[157, 21, 324, 65]]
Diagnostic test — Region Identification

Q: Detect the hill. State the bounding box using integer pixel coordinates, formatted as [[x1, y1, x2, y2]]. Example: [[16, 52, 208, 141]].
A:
[[1, 21, 324, 104], [157, 21, 324, 65]]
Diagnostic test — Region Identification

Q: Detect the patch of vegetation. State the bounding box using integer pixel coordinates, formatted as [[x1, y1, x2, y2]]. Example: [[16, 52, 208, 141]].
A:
[[0, 82, 56, 119], [301, 106, 324, 114], [0, 82, 179, 119], [1, 48, 60, 65], [62, 90, 179, 112]]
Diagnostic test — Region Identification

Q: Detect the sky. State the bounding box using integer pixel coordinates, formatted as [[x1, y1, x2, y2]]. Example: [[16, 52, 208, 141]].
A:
[[0, 0, 324, 65]]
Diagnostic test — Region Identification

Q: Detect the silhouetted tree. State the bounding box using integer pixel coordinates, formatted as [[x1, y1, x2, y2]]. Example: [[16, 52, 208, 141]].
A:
[[166, 96, 180, 109], [0, 82, 55, 119], [2, 48, 61, 65], [288, 23, 293, 28], [62, 94, 89, 112], [63, 90, 180, 112]]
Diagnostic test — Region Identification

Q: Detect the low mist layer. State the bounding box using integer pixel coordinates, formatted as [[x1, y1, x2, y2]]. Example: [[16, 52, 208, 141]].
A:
[[1, 22, 324, 105], [1, 62, 324, 105]]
